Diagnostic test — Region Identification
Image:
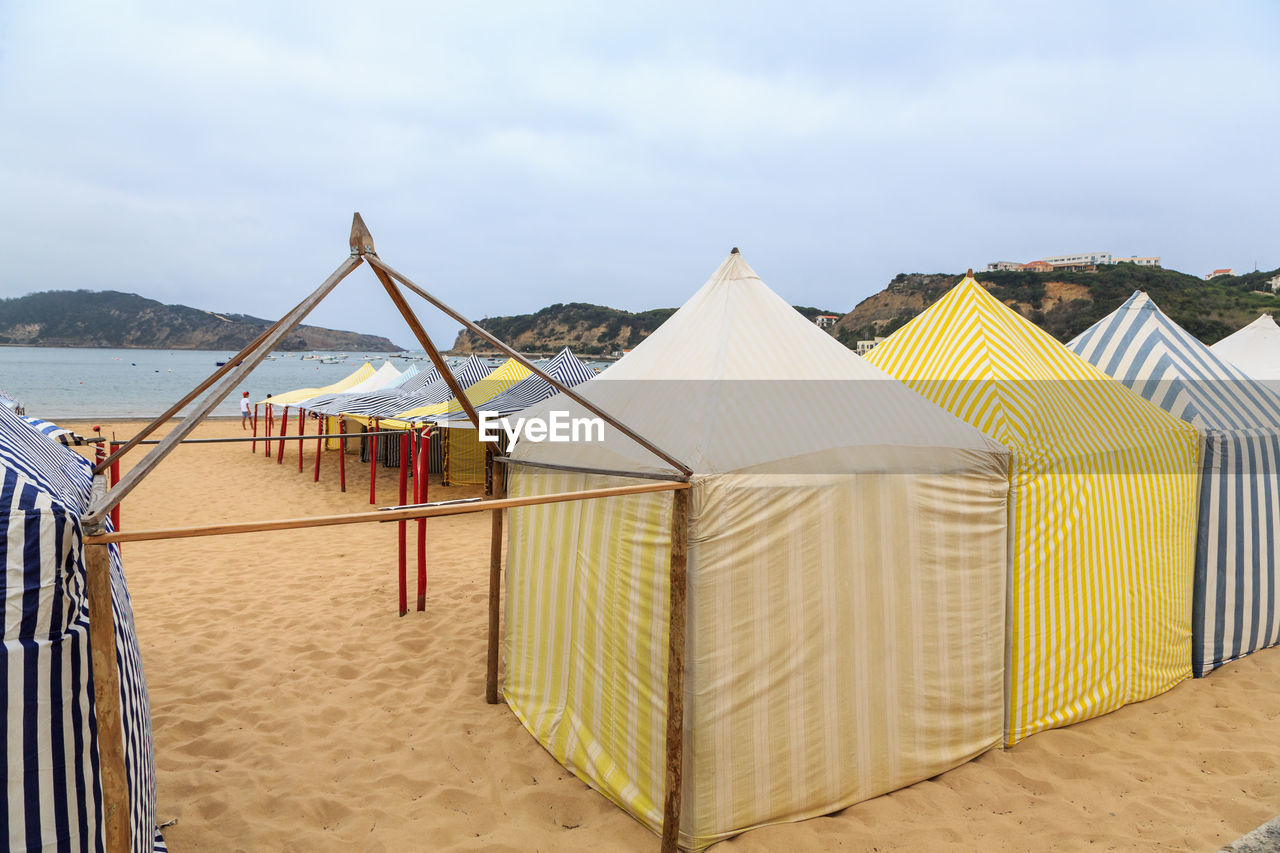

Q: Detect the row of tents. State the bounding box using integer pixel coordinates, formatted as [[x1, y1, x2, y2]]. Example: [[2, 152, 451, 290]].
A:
[[256, 348, 598, 484], [490, 254, 1280, 849]]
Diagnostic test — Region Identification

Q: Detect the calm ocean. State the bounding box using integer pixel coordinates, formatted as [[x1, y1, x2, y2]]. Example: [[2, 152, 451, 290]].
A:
[[0, 346, 421, 419]]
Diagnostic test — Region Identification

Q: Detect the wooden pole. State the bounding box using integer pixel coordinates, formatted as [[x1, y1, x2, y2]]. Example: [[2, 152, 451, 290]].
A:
[[276, 407, 289, 464], [313, 415, 323, 482], [84, 528, 131, 853], [485, 460, 506, 703], [397, 432, 409, 616], [365, 252, 692, 478], [660, 487, 690, 853], [297, 408, 306, 472], [251, 404, 259, 452], [264, 404, 273, 457], [416, 428, 429, 610], [90, 252, 364, 484], [369, 421, 379, 505], [85, 481, 690, 545], [338, 417, 347, 492]]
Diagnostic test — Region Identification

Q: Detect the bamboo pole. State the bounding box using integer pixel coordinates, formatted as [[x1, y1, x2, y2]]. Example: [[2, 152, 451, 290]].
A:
[[84, 523, 131, 853], [251, 404, 259, 452], [416, 428, 429, 610], [84, 481, 690, 545], [89, 252, 364, 487], [660, 487, 690, 853], [276, 407, 289, 464], [364, 253, 692, 478], [485, 460, 506, 703], [398, 432, 409, 617], [338, 417, 347, 492]]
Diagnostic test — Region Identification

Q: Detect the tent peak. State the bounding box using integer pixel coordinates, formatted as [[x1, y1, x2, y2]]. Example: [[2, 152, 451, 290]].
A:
[[730, 247, 739, 254], [966, 268, 973, 277], [349, 212, 376, 256]]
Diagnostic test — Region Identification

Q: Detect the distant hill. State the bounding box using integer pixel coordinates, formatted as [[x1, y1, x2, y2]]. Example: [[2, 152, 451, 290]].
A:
[[451, 302, 844, 355], [834, 264, 1280, 347], [0, 290, 403, 351]]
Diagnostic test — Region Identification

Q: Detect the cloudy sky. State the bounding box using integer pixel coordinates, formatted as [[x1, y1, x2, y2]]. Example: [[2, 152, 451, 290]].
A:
[[1, 1, 1276, 348]]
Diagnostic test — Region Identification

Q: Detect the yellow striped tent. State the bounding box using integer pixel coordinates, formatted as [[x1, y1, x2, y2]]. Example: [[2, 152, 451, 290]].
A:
[[378, 357, 532, 429], [254, 362, 376, 407], [504, 253, 1011, 848], [864, 276, 1202, 746]]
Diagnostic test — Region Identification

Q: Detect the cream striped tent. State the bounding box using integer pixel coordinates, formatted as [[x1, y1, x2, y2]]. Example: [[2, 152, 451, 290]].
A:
[[504, 253, 1011, 849], [1210, 313, 1280, 382], [1068, 292, 1280, 675], [254, 361, 376, 407], [865, 276, 1202, 746]]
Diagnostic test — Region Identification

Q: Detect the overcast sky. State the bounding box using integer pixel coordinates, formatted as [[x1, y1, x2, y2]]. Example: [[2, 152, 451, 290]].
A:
[[1, 1, 1277, 349]]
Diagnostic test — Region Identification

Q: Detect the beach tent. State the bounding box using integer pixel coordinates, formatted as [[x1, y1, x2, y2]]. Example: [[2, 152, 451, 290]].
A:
[[20, 414, 92, 446], [1210, 314, 1280, 381], [434, 347, 597, 484], [339, 356, 493, 425], [292, 360, 403, 411], [503, 252, 1011, 849], [381, 357, 532, 428], [0, 406, 165, 851], [1068, 292, 1280, 676], [1, 388, 24, 414], [254, 361, 377, 407], [300, 364, 421, 417], [864, 275, 1202, 746]]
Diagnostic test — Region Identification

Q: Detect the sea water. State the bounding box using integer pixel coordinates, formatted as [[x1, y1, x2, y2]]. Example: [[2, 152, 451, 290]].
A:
[[0, 347, 423, 419]]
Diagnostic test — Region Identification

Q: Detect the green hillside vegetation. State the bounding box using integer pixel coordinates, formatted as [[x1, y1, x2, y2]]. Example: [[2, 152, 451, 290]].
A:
[[0, 289, 402, 351], [835, 264, 1280, 348]]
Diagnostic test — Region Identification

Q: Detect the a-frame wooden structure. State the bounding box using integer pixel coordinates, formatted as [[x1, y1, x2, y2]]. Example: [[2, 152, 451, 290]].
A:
[[80, 215, 694, 852]]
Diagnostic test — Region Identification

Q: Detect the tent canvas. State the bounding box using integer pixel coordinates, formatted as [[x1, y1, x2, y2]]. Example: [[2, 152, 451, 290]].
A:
[[292, 360, 403, 411], [865, 276, 1202, 746], [0, 406, 165, 851], [504, 253, 1011, 849], [1210, 313, 1280, 382], [380, 357, 532, 428], [1069, 291, 1280, 675], [255, 362, 377, 407], [339, 356, 493, 425]]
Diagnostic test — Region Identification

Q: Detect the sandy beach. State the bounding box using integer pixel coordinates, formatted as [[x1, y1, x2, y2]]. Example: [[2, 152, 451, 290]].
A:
[[71, 418, 1280, 852]]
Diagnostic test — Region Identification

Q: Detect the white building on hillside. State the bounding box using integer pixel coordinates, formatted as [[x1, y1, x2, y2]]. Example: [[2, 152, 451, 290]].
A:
[[1114, 256, 1161, 267], [1041, 252, 1112, 266]]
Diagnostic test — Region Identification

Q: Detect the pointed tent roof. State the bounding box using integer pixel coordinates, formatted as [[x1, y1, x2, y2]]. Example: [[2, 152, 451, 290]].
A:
[[510, 252, 1005, 475], [1210, 313, 1280, 381], [864, 276, 1194, 455], [256, 361, 377, 407], [296, 363, 421, 416], [1068, 291, 1280, 429], [434, 347, 597, 425], [294, 361, 404, 412], [384, 357, 533, 427], [340, 355, 493, 424]]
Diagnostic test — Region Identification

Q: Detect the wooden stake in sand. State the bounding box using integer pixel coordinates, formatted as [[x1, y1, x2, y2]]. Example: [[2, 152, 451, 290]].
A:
[[84, 522, 131, 853], [313, 415, 323, 482], [486, 460, 506, 704], [297, 408, 306, 472], [251, 404, 259, 452], [369, 421, 379, 505], [263, 404, 273, 457], [660, 487, 690, 853]]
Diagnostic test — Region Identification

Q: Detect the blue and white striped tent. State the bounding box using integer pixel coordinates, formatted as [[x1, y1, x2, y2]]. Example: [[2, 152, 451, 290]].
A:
[[1069, 291, 1280, 676], [20, 415, 91, 446], [341, 356, 493, 421], [0, 406, 165, 851], [429, 347, 598, 425], [293, 363, 422, 415]]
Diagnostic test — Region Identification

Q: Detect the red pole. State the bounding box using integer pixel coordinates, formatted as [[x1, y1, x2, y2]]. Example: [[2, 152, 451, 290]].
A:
[[251, 404, 259, 452], [297, 408, 306, 472], [313, 415, 324, 482], [276, 407, 289, 464], [398, 432, 408, 616], [369, 421, 378, 505], [416, 427, 429, 611], [263, 404, 273, 457], [108, 441, 121, 536], [338, 417, 347, 493]]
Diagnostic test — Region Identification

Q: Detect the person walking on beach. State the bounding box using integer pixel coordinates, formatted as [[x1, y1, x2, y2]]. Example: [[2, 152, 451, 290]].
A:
[[240, 391, 252, 430]]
